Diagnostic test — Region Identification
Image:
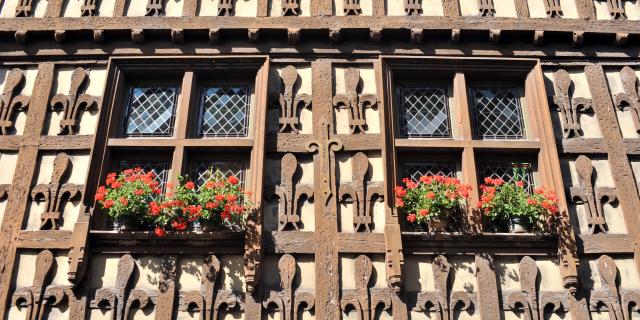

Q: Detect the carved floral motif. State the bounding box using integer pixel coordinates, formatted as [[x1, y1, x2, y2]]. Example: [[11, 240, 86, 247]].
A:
[[606, 0, 626, 19], [182, 255, 242, 320], [146, 0, 165, 16], [344, 0, 362, 15], [30, 153, 82, 230], [614, 67, 640, 133], [282, 0, 301, 16], [341, 255, 393, 319], [569, 155, 617, 234], [218, 0, 235, 16], [307, 116, 343, 207], [0, 68, 30, 135], [478, 0, 496, 16], [338, 152, 383, 232], [49, 67, 99, 135], [544, 0, 562, 17], [263, 254, 315, 320], [333, 68, 378, 134], [15, 0, 34, 17], [405, 0, 422, 15], [590, 255, 640, 319], [550, 69, 593, 139], [274, 66, 311, 133], [81, 0, 98, 16], [274, 153, 313, 231]]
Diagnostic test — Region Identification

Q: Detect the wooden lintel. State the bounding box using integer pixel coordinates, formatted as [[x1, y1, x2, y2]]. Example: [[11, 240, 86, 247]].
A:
[[107, 137, 254, 149], [16, 230, 73, 249], [394, 138, 541, 150]]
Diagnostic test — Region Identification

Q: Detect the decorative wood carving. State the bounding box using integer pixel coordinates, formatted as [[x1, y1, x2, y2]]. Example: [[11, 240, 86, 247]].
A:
[[544, 0, 563, 17], [275, 66, 311, 134], [0, 68, 30, 135], [92, 254, 145, 320], [569, 155, 617, 234], [333, 68, 378, 134], [218, 0, 235, 16], [67, 207, 90, 284], [410, 29, 424, 43], [344, 0, 362, 15], [572, 31, 584, 47], [369, 28, 382, 44], [307, 116, 343, 208], [30, 153, 82, 230], [49, 67, 98, 135], [131, 29, 144, 43], [405, 0, 422, 15], [414, 255, 473, 320], [338, 152, 383, 232], [615, 67, 640, 133], [340, 255, 393, 319], [606, 0, 626, 19], [0, 185, 9, 200], [145, 0, 164, 16], [615, 33, 628, 46], [282, 0, 301, 16], [15, 0, 34, 17], [156, 255, 177, 320], [182, 255, 242, 320], [263, 254, 315, 320], [329, 28, 342, 42], [478, 0, 495, 16], [171, 29, 184, 43], [81, 0, 98, 16], [550, 69, 593, 139], [274, 153, 313, 231], [54, 30, 66, 44], [287, 28, 301, 45], [588, 255, 640, 319], [12, 250, 70, 320]]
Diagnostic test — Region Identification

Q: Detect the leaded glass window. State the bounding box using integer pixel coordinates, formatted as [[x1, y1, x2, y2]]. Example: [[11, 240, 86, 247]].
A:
[[398, 86, 451, 138], [124, 86, 178, 137], [470, 87, 525, 139], [479, 162, 533, 192], [118, 160, 170, 191], [199, 85, 251, 137], [191, 160, 245, 188], [404, 161, 456, 181]]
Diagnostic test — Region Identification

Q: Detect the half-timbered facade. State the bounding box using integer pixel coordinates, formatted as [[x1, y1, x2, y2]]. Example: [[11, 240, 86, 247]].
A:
[[0, 0, 639, 319]]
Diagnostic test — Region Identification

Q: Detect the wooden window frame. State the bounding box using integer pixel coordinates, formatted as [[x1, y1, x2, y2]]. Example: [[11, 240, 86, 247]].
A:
[[381, 56, 565, 233]]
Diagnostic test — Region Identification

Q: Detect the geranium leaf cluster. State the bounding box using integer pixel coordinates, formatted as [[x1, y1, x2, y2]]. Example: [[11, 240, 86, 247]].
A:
[[94, 168, 161, 223]]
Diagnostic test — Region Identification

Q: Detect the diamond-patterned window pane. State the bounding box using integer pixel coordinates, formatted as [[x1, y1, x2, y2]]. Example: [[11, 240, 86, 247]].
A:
[[398, 86, 451, 138], [118, 160, 170, 191], [199, 85, 251, 137], [470, 88, 525, 139], [125, 87, 178, 137], [404, 162, 456, 182], [191, 161, 245, 188], [479, 163, 533, 193]]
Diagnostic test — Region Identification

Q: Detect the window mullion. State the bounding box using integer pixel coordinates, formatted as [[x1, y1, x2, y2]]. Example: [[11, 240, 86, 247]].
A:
[[170, 71, 195, 183]]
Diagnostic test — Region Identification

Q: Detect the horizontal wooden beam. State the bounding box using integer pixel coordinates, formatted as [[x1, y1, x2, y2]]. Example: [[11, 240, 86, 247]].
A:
[[0, 16, 639, 35], [0, 135, 93, 151], [394, 139, 541, 150], [267, 133, 381, 153], [263, 231, 386, 253], [17, 230, 72, 249], [402, 232, 558, 255], [108, 137, 254, 149], [579, 233, 634, 254], [89, 230, 246, 254]]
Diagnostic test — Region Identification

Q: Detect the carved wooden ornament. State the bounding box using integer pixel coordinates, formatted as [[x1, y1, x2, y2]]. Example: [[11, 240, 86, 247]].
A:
[[338, 152, 383, 232], [588, 255, 640, 319], [606, 0, 626, 19], [569, 155, 617, 234], [478, 0, 496, 16], [31, 153, 82, 230], [182, 255, 241, 320], [12, 250, 70, 320], [551, 69, 593, 139], [218, 0, 235, 16], [0, 184, 9, 200], [275, 66, 311, 133], [544, 0, 562, 17], [307, 116, 343, 207], [405, 0, 422, 15], [81, 0, 98, 16], [49, 67, 98, 135], [414, 255, 473, 320], [333, 68, 378, 134], [344, 0, 362, 15], [15, 0, 34, 17], [0, 68, 30, 135], [146, 0, 165, 16], [341, 255, 392, 319], [275, 153, 313, 230], [615, 67, 640, 133], [282, 0, 301, 16], [263, 254, 315, 320]]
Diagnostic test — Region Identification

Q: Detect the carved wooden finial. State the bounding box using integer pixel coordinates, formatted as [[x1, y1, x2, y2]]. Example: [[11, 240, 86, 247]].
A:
[[589, 255, 626, 319], [341, 255, 392, 319], [338, 152, 383, 232], [615, 66, 640, 133], [550, 69, 593, 139], [274, 65, 311, 133], [506, 256, 540, 319], [49, 67, 98, 135], [218, 0, 235, 16], [415, 255, 473, 319], [275, 153, 313, 231], [333, 67, 378, 134], [30, 153, 82, 230], [606, 0, 626, 19], [92, 254, 146, 320], [282, 0, 301, 16], [263, 254, 315, 319], [344, 0, 362, 15], [0, 68, 30, 135]]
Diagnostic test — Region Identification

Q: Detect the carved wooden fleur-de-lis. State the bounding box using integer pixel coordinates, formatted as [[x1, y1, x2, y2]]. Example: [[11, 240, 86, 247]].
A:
[[550, 69, 593, 139], [81, 0, 98, 16], [264, 254, 315, 320], [218, 0, 235, 15], [341, 255, 393, 320], [615, 67, 640, 133], [414, 255, 473, 320], [478, 0, 495, 16], [344, 0, 362, 15], [274, 153, 313, 231], [15, 0, 34, 17], [0, 68, 30, 135], [569, 155, 617, 234], [182, 255, 242, 320], [92, 254, 154, 320], [282, 0, 301, 16], [544, 0, 562, 17], [275, 66, 311, 133], [31, 153, 82, 230], [591, 255, 624, 319], [12, 250, 70, 320], [333, 68, 378, 134], [146, 0, 164, 16], [338, 152, 383, 232], [307, 116, 343, 206], [405, 0, 422, 15], [50, 68, 98, 135], [607, 0, 626, 19]]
